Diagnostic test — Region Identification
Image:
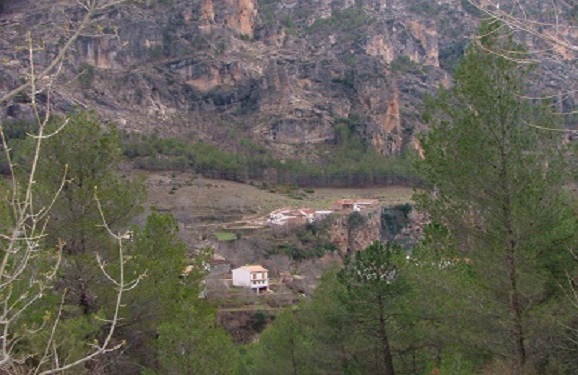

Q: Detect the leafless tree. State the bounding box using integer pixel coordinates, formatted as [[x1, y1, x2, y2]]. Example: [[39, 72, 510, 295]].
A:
[[465, 0, 578, 130], [466, 1, 578, 57], [0, 1, 143, 373]]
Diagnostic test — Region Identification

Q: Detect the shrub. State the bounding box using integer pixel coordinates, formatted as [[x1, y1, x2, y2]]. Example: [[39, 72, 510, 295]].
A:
[[78, 63, 95, 89]]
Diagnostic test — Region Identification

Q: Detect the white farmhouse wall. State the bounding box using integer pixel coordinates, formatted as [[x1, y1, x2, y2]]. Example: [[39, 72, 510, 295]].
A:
[[232, 267, 251, 288], [250, 271, 268, 290], [232, 266, 269, 291]]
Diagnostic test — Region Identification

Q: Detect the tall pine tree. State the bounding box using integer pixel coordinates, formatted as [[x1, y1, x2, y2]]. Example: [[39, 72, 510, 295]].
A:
[[415, 21, 578, 375]]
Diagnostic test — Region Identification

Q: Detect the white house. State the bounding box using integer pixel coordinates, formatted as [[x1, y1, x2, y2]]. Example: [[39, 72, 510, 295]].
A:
[[268, 208, 316, 226], [232, 265, 269, 293], [314, 210, 333, 221], [299, 208, 316, 223], [268, 208, 292, 223]]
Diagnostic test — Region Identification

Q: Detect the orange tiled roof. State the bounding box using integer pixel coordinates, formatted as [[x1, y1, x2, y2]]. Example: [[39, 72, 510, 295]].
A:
[[241, 265, 268, 272]]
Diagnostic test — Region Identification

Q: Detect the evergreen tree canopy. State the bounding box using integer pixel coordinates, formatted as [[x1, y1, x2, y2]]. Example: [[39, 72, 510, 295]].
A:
[[414, 21, 578, 374]]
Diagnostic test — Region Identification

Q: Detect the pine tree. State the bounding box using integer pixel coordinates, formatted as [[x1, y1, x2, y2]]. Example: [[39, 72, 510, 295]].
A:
[[30, 111, 145, 315], [337, 241, 411, 375], [414, 21, 578, 374]]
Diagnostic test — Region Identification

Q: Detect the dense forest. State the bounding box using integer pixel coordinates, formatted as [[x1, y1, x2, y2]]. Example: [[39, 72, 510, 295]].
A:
[[118, 124, 420, 188], [1, 118, 419, 187], [0, 1, 577, 374]]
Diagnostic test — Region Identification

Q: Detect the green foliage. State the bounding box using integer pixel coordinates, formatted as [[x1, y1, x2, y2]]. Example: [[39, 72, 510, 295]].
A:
[[414, 21, 578, 372], [241, 309, 312, 375], [251, 311, 268, 332], [149, 44, 164, 60], [247, 242, 424, 375], [78, 63, 95, 89], [339, 241, 409, 307], [125, 211, 202, 320], [344, 242, 413, 291], [438, 40, 468, 73], [32, 111, 145, 257], [337, 242, 428, 374], [3, 111, 240, 372], [0, 120, 38, 174], [215, 231, 237, 241], [0, 190, 83, 372], [0, 119, 37, 140], [280, 14, 296, 34], [268, 220, 338, 261], [117, 212, 225, 371], [28, 110, 145, 317], [121, 131, 419, 188], [307, 7, 370, 34], [390, 55, 422, 74], [408, 0, 440, 16], [381, 203, 412, 241], [257, 0, 275, 26], [334, 115, 366, 151], [7, 111, 146, 372], [346, 211, 366, 231], [277, 241, 328, 261], [239, 34, 253, 42], [294, 270, 358, 373], [153, 307, 240, 375], [23, 312, 102, 374]]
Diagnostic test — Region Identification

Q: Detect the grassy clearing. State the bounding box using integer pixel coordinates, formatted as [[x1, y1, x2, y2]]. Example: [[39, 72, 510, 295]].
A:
[[215, 232, 237, 241], [145, 171, 415, 227]]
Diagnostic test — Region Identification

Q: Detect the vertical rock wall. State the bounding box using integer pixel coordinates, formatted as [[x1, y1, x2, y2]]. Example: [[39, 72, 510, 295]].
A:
[[8, 0, 562, 160]]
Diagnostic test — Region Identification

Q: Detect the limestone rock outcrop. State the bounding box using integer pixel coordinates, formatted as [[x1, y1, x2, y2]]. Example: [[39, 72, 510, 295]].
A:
[[0, 0, 575, 160]]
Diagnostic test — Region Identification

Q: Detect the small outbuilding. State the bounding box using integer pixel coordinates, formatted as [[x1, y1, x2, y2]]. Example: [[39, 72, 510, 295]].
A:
[[332, 199, 355, 211]]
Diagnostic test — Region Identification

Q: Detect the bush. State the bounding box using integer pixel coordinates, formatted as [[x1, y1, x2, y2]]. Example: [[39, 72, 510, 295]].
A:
[[308, 7, 370, 34], [78, 63, 95, 89], [251, 311, 268, 333], [390, 55, 422, 74]]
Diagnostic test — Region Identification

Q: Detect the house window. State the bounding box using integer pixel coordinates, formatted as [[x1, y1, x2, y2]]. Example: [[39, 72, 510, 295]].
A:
[[252, 273, 256, 279]]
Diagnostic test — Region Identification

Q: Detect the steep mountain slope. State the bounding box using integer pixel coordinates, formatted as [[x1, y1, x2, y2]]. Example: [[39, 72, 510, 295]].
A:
[[0, 0, 576, 161]]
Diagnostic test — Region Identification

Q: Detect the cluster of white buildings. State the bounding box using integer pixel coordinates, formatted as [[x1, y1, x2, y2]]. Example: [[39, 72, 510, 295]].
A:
[[267, 199, 379, 226], [267, 208, 316, 225]]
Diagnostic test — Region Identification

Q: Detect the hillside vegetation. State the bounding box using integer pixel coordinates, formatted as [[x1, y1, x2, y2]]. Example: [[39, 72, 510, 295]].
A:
[[0, 0, 577, 374]]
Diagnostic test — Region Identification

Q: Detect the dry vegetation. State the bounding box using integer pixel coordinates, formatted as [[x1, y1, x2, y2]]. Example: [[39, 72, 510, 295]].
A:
[[144, 171, 414, 228]]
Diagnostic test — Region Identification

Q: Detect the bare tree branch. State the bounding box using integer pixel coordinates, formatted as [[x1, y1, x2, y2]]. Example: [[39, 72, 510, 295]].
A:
[[0, 1, 139, 373]]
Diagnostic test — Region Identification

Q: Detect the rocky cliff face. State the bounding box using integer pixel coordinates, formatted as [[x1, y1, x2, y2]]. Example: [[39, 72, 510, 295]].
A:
[[0, 0, 575, 159], [329, 209, 381, 254]]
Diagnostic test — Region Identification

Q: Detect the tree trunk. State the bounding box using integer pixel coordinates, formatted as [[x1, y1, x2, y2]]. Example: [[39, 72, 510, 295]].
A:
[[507, 246, 526, 375], [500, 146, 526, 374], [289, 334, 298, 375], [377, 296, 395, 375]]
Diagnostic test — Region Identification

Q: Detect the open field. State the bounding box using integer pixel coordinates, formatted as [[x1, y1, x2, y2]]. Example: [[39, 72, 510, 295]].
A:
[[144, 171, 415, 229]]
